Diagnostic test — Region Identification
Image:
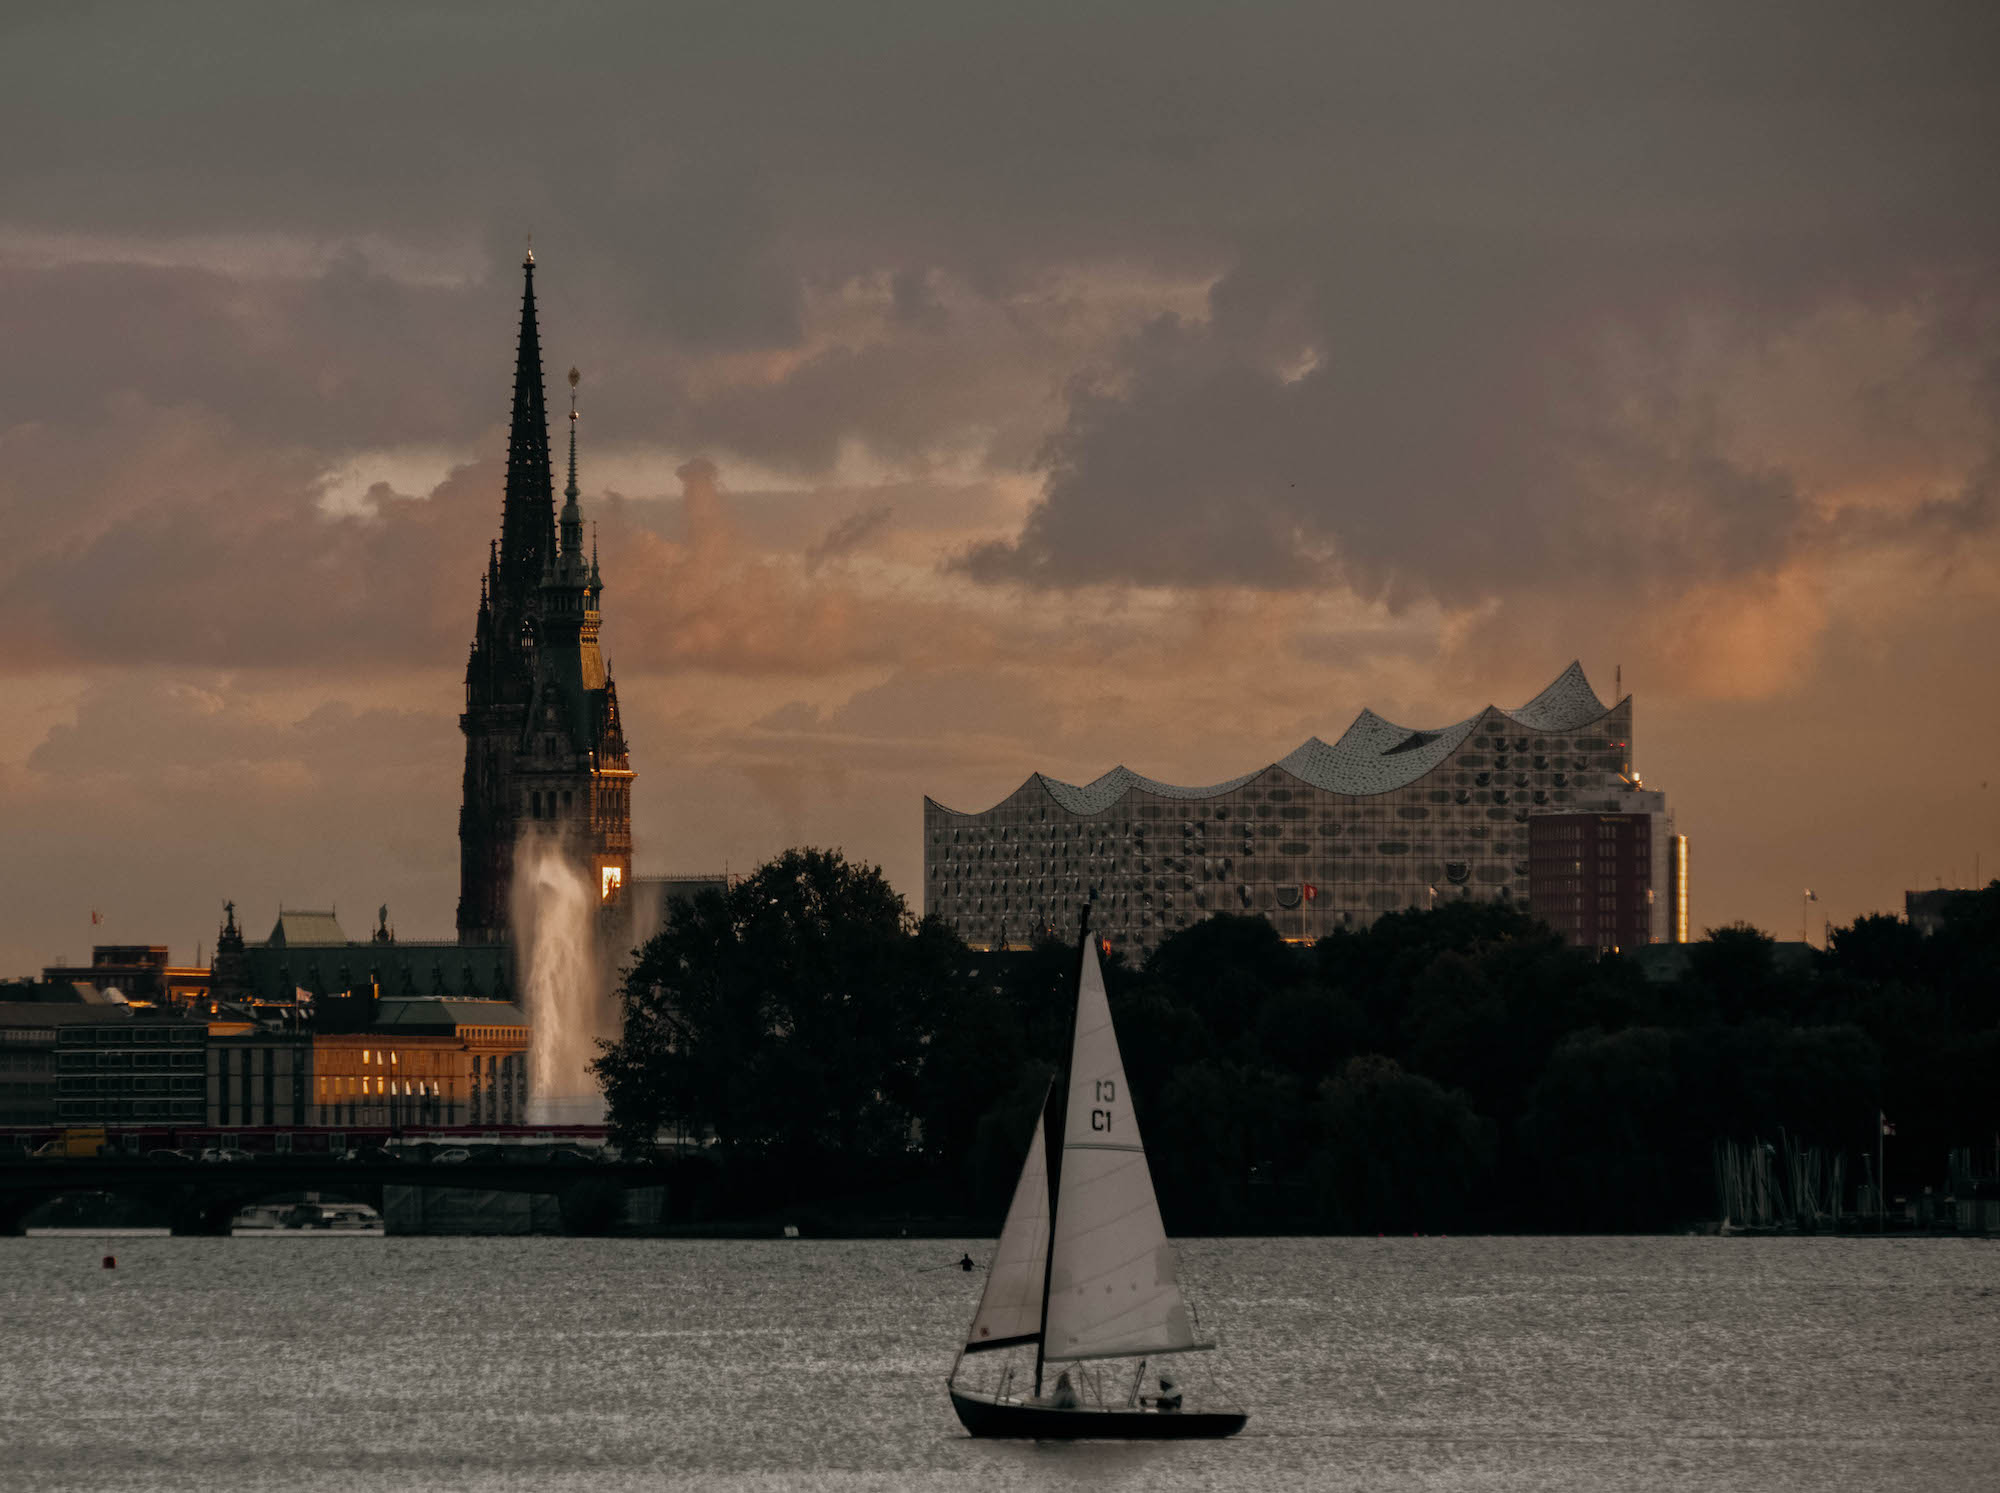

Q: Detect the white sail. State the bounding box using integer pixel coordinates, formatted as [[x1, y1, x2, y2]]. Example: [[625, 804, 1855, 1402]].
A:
[[963, 1108, 1050, 1353], [1042, 937, 1201, 1362]]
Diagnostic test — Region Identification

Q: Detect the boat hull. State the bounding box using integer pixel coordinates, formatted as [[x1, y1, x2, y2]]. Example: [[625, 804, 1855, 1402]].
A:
[[948, 1386, 1246, 1440]]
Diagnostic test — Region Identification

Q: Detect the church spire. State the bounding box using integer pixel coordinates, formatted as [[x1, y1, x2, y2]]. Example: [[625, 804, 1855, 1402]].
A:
[[498, 246, 555, 611], [565, 368, 580, 506], [560, 367, 583, 562]]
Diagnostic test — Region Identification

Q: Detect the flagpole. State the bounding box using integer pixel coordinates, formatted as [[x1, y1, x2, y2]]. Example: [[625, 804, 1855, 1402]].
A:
[[1878, 1111, 1886, 1234]]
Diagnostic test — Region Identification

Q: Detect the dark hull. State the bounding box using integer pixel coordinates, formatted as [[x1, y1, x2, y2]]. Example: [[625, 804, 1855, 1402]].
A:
[[948, 1386, 1247, 1440]]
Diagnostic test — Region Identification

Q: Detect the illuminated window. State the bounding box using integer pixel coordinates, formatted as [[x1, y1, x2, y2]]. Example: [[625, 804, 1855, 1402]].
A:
[[601, 866, 623, 903]]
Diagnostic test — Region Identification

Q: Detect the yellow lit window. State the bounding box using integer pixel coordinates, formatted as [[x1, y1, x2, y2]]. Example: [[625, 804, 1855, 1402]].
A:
[[361, 1051, 370, 1065]]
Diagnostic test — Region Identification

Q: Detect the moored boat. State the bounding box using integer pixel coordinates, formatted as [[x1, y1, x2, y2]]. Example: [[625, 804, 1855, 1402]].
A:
[[230, 1200, 385, 1235]]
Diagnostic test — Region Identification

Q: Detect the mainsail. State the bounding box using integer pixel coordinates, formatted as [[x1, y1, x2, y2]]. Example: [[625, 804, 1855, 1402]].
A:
[[1041, 938, 1200, 1363], [962, 1108, 1050, 1354]]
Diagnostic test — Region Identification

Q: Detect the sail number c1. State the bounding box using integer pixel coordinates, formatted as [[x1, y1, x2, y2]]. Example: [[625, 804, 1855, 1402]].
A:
[[1092, 1078, 1116, 1131]]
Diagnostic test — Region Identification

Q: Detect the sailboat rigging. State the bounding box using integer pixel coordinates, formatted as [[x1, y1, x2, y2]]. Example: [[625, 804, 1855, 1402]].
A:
[[946, 911, 1248, 1439]]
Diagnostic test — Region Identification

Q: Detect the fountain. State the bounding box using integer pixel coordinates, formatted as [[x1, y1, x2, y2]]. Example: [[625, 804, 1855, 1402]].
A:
[[510, 830, 616, 1125]]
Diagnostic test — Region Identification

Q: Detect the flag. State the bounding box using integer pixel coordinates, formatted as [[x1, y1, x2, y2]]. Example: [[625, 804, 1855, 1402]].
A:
[[1805, 889, 1817, 902], [90, 910, 102, 925], [1303, 883, 1318, 901], [1880, 1112, 1895, 1137]]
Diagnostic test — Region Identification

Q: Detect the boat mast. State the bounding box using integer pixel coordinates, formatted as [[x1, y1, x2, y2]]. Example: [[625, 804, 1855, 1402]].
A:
[[1035, 898, 1093, 1399]]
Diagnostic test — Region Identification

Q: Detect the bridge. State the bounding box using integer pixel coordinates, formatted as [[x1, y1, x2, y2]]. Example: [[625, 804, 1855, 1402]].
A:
[[0, 1156, 698, 1236]]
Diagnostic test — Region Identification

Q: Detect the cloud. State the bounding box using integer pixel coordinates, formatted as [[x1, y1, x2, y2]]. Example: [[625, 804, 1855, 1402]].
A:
[[803, 505, 894, 574], [4, 0, 2000, 967]]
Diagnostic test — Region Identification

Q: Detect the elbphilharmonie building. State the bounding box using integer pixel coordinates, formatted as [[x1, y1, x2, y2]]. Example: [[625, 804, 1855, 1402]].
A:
[[923, 663, 1685, 957]]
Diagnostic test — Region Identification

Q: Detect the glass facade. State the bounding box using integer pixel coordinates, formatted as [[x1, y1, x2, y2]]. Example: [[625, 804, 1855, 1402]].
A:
[[926, 687, 1641, 958]]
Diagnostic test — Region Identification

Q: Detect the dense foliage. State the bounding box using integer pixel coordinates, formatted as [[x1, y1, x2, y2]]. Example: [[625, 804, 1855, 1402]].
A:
[[597, 852, 2000, 1232]]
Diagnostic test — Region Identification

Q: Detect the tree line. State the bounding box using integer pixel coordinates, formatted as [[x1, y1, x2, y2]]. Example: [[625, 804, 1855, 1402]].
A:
[[595, 848, 2000, 1233]]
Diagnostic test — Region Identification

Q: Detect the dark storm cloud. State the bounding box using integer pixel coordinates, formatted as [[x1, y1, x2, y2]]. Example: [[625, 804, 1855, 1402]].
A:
[[0, 259, 492, 447], [6, 2, 1992, 576], [5, 0, 2000, 967]]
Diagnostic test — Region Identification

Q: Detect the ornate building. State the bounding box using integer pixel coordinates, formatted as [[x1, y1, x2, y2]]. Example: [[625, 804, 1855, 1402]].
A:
[[924, 663, 1684, 957], [458, 251, 634, 942]]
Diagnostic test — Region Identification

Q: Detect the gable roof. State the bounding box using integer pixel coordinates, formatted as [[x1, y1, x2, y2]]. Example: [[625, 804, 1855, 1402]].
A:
[[266, 910, 349, 947], [374, 998, 529, 1031]]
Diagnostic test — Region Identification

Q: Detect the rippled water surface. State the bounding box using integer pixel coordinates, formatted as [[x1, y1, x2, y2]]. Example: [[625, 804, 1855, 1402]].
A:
[[2, 1235, 1994, 1491]]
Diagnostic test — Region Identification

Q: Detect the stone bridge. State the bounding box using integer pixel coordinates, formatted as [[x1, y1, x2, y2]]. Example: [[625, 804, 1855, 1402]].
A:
[[0, 1157, 695, 1236]]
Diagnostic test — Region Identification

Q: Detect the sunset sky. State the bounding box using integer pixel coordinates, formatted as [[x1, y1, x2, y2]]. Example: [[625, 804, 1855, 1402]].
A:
[[3, 3, 1997, 974]]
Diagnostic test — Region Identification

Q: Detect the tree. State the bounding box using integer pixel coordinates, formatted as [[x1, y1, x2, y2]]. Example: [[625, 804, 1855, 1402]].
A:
[[595, 848, 971, 1200], [1523, 1027, 1686, 1230], [1307, 1055, 1496, 1233]]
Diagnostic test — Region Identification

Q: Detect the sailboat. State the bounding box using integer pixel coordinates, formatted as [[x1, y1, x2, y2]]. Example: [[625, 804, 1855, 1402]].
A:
[[946, 913, 1248, 1439]]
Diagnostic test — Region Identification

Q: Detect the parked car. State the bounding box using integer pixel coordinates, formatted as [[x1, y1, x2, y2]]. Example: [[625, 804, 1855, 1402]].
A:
[[548, 1148, 600, 1165], [339, 1146, 400, 1164], [431, 1147, 472, 1164], [200, 1147, 254, 1164], [147, 1148, 195, 1163]]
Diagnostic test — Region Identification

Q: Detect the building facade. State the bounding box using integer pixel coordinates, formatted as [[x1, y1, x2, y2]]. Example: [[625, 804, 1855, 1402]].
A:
[[924, 663, 1684, 957], [55, 1017, 207, 1126], [206, 1033, 313, 1130], [458, 250, 634, 942], [0, 1004, 136, 1128], [39, 946, 210, 1011], [210, 904, 514, 1008], [310, 999, 529, 1130], [1905, 887, 1981, 937], [1527, 807, 1688, 953]]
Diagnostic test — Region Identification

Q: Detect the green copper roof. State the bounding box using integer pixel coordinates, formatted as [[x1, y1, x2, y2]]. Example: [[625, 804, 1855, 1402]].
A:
[[373, 998, 528, 1030]]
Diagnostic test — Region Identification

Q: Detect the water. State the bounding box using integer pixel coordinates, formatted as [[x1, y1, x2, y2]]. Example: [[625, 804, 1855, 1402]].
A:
[[510, 833, 610, 1126], [1, 1236, 1993, 1492]]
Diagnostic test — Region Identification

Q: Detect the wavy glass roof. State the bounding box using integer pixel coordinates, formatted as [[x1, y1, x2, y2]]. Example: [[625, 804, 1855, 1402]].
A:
[[943, 662, 1612, 815]]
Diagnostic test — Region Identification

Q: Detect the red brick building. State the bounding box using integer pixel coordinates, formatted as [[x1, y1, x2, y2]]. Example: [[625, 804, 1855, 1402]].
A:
[[1528, 810, 1687, 953]]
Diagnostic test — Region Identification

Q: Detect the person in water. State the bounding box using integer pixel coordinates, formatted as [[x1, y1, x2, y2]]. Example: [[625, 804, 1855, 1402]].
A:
[[958, 1252, 975, 1272]]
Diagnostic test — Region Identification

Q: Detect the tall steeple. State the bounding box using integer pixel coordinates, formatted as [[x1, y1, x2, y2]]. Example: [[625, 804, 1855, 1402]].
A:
[[498, 246, 556, 613], [459, 249, 636, 944], [560, 366, 583, 563]]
